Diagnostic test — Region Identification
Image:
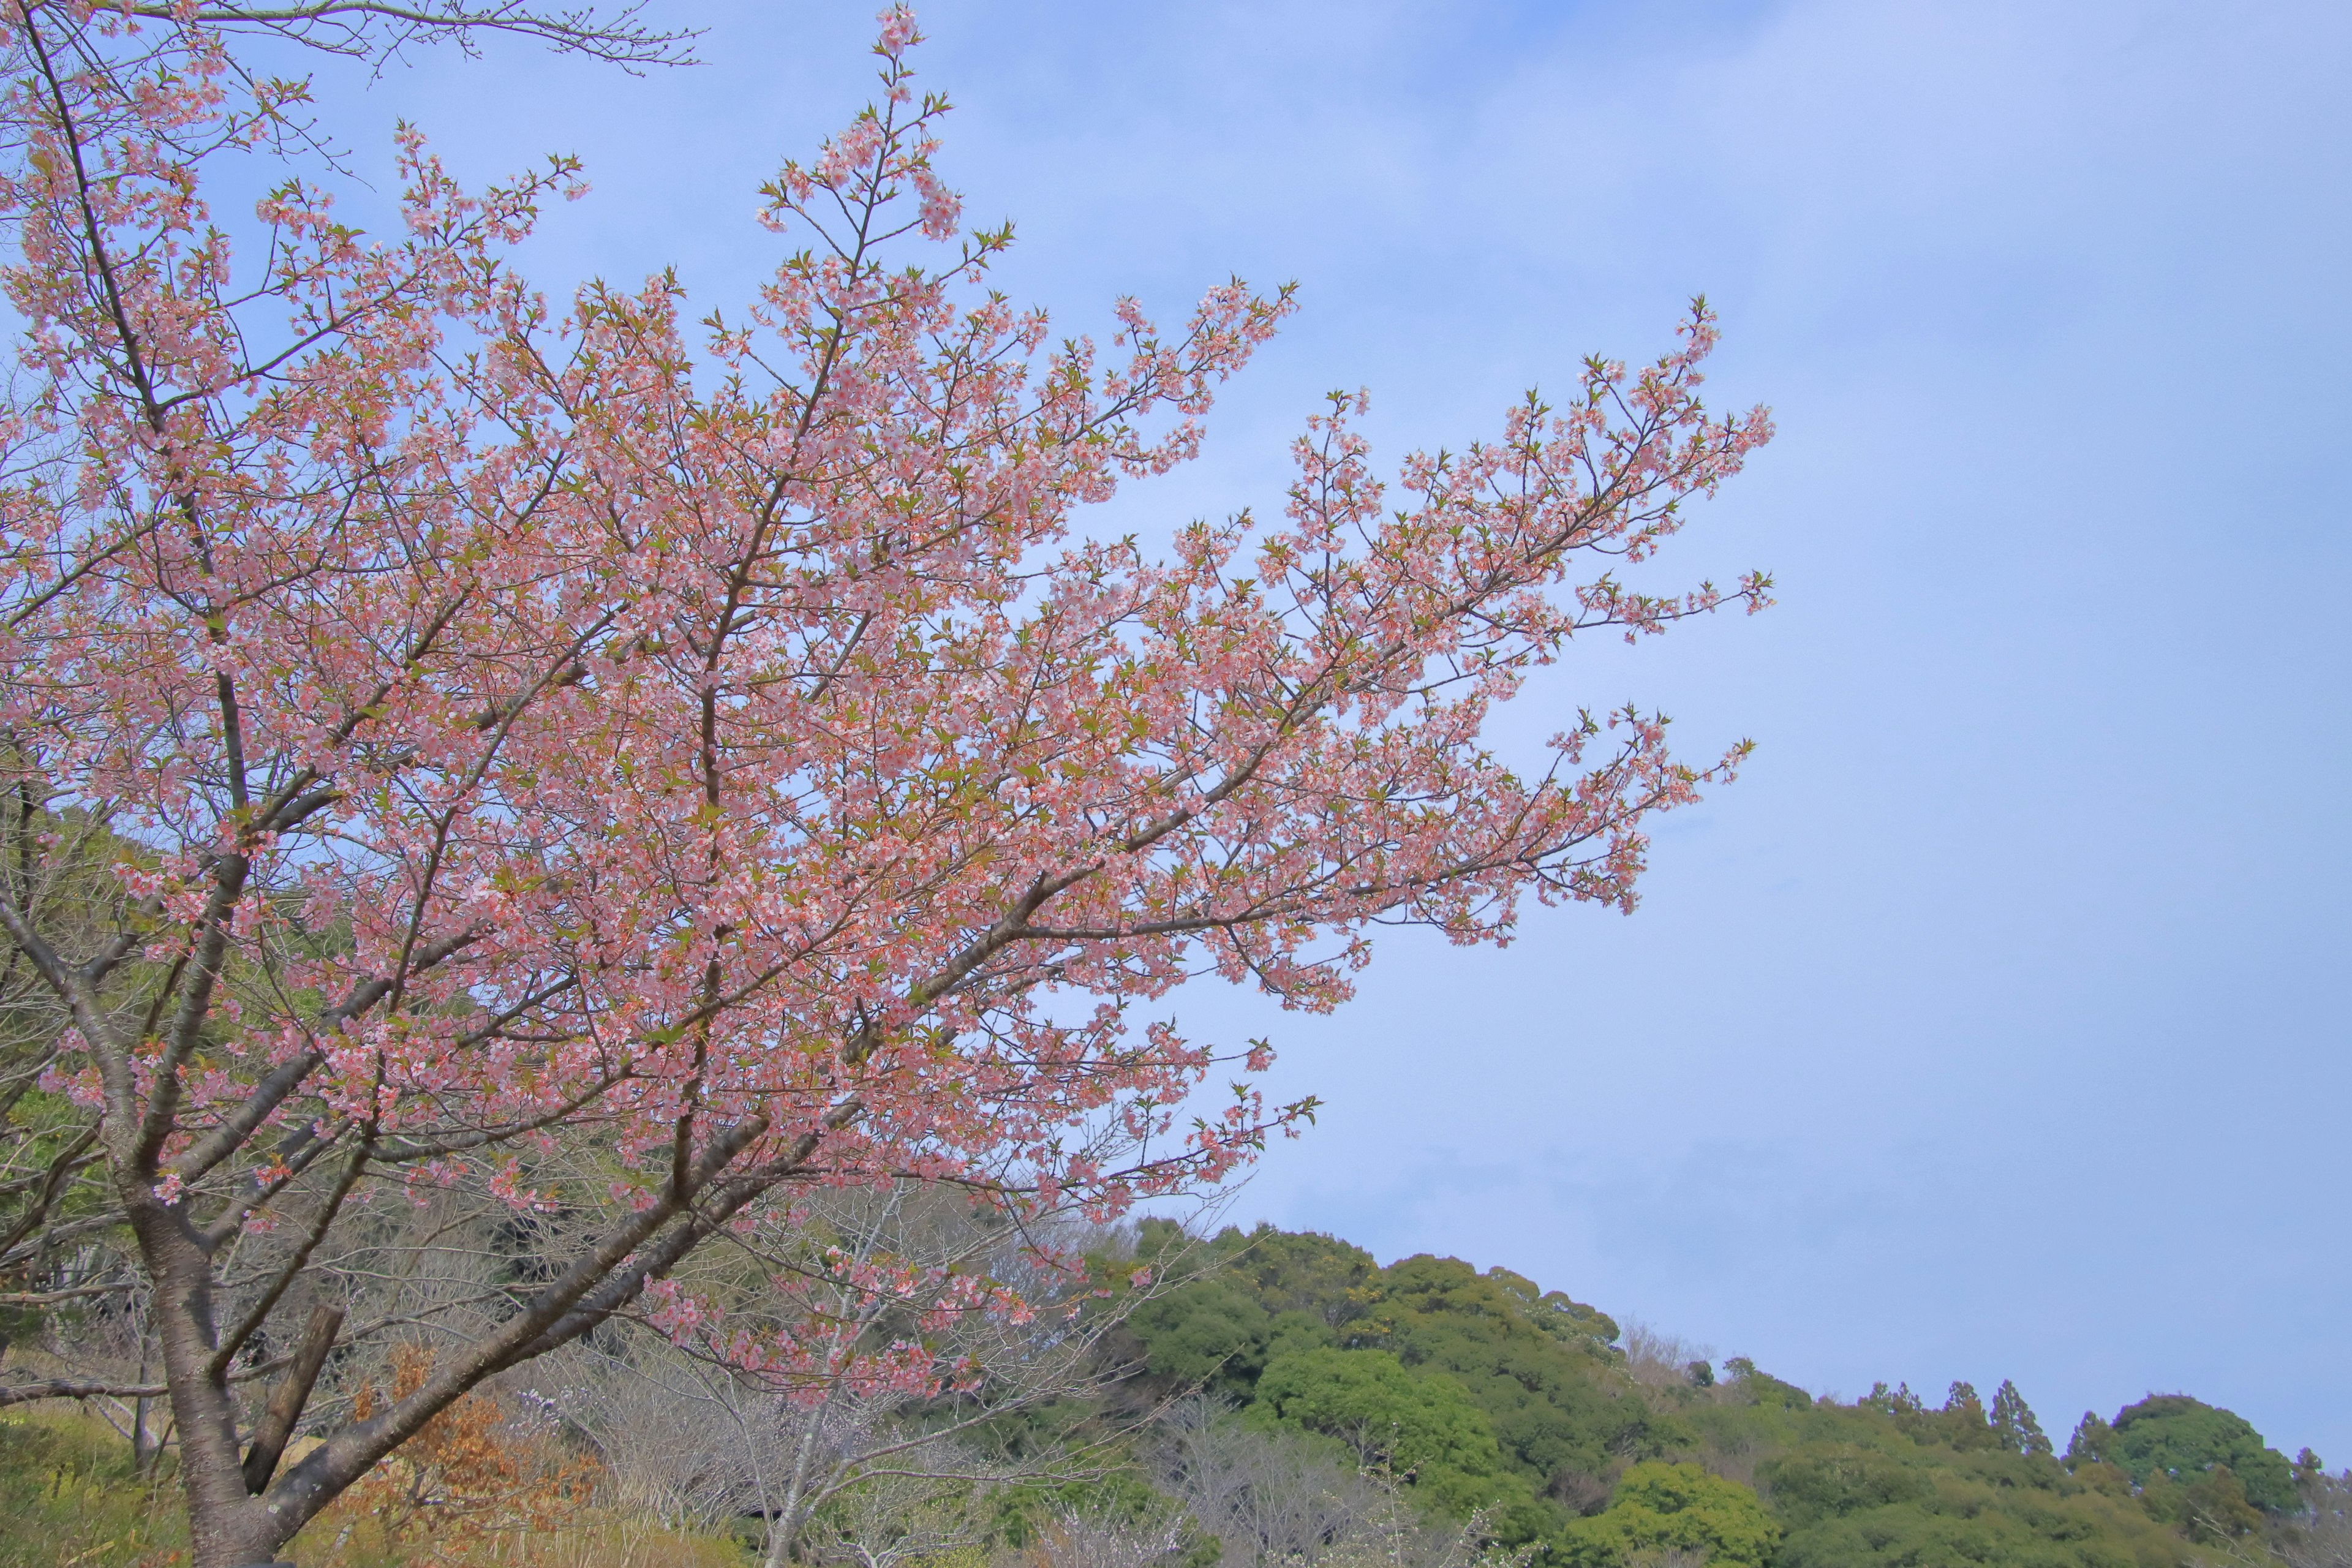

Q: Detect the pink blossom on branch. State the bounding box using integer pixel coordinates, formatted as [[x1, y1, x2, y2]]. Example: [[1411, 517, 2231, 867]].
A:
[[0, 4, 1770, 1564]]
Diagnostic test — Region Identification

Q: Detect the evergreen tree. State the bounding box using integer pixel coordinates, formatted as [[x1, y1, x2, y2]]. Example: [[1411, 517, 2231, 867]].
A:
[[2068, 1411, 2115, 1468], [1991, 1379, 2054, 1458]]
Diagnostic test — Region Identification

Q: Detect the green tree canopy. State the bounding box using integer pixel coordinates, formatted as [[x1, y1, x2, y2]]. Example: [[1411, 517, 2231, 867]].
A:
[[1124, 1277, 1275, 1398], [2069, 1411, 2117, 1467], [1757, 1445, 1934, 1529], [1558, 1461, 1781, 1568], [2108, 1395, 2297, 1512], [1246, 1347, 1542, 1529], [1224, 1226, 1381, 1326], [1351, 1255, 1660, 1483], [1110, 1222, 2304, 1568]]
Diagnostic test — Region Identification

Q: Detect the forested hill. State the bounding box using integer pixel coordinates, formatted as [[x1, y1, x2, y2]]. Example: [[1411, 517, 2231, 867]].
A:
[[1104, 1220, 2342, 1568]]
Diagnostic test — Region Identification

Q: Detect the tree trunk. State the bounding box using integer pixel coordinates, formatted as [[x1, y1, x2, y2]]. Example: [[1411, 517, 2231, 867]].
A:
[[130, 1392, 156, 1477], [130, 1344, 157, 1478], [122, 1182, 273, 1567], [771, 1403, 827, 1567]]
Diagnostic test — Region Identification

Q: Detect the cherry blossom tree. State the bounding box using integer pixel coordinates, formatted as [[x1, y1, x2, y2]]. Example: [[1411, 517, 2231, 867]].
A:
[[0, 2, 1772, 1563]]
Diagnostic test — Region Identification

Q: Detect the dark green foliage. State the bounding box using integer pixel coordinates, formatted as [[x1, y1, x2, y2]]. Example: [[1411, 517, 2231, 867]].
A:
[[1362, 1254, 1618, 1348], [1865, 1381, 1928, 1416], [1222, 1226, 1381, 1326], [1993, 1379, 2056, 1458], [2071, 1411, 2117, 1468], [1353, 1255, 1664, 1484], [1760, 1445, 1935, 1529], [1126, 1276, 1276, 1398], [1778, 1499, 2178, 1568], [1845, 1376, 2056, 1457], [1109, 1221, 2302, 1568], [1751, 1426, 2210, 1567], [1247, 1346, 1550, 1536], [1932, 1381, 2010, 1452], [1120, 1224, 1360, 1399], [2105, 1396, 2297, 1513], [1122, 1231, 1667, 1518]]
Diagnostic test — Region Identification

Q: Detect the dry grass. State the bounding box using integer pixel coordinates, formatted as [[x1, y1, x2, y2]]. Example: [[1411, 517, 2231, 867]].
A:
[[0, 1406, 744, 1568], [288, 1510, 744, 1568]]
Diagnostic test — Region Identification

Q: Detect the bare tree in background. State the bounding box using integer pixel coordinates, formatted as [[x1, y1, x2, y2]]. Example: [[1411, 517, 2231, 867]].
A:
[[1155, 1396, 1388, 1568], [1153, 1398, 1539, 1568], [2245, 1469, 2352, 1568], [1616, 1321, 1717, 1395], [810, 1470, 995, 1568], [541, 1181, 1180, 1568], [1022, 1506, 1189, 1568]]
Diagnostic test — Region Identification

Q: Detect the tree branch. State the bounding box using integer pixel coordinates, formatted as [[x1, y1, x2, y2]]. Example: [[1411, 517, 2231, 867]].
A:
[[140, 1, 700, 70], [240, 1302, 344, 1494]]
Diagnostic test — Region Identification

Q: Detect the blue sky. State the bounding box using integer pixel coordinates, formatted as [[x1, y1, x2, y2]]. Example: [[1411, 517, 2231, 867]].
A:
[[296, 1, 2351, 1461]]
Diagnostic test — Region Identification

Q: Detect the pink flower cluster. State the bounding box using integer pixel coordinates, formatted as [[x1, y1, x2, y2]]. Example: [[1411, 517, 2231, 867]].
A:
[[0, 0, 1769, 1413]]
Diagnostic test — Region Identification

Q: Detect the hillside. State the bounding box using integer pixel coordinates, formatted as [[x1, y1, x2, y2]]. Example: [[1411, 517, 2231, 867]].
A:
[[4, 1217, 2345, 1568], [1093, 1219, 2347, 1568]]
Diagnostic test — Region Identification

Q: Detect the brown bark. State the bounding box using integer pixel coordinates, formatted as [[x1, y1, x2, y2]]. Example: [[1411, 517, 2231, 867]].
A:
[[241, 1302, 342, 1494], [121, 1182, 276, 1568]]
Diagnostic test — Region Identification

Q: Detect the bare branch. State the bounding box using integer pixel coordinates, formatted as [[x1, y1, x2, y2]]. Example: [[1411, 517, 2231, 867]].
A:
[[139, 1, 701, 70]]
